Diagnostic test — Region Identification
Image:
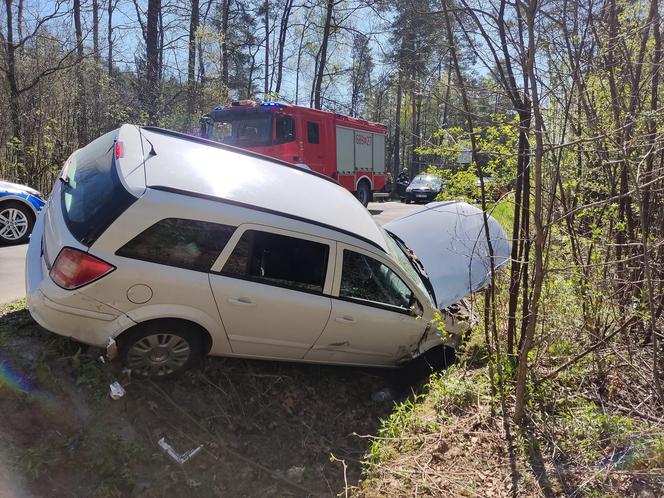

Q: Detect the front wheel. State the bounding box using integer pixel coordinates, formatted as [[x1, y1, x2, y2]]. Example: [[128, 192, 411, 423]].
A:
[[0, 202, 34, 245], [119, 320, 203, 378], [355, 182, 371, 207]]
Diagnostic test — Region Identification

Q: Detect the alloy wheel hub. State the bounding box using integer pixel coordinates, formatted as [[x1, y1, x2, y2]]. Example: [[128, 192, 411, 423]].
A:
[[0, 208, 29, 240]]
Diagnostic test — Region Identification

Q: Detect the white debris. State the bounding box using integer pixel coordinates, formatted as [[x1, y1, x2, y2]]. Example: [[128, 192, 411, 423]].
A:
[[105, 337, 118, 360], [158, 437, 202, 465], [109, 381, 126, 400]]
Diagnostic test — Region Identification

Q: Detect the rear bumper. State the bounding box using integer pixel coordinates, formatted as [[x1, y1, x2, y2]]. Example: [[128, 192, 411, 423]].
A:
[[25, 213, 135, 348]]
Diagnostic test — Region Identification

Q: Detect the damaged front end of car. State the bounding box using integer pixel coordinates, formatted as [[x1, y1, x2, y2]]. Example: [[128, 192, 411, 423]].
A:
[[385, 200, 510, 364]]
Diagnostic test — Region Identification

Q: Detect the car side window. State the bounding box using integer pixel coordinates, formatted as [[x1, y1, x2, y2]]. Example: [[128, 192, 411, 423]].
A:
[[307, 122, 320, 144], [222, 230, 329, 292], [340, 250, 413, 310], [116, 218, 236, 272]]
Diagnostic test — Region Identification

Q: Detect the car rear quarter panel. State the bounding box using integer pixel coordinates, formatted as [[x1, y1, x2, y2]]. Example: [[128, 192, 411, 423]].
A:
[[84, 192, 236, 355]]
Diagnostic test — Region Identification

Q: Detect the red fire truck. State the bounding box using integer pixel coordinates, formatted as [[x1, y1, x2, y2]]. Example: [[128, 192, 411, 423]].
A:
[[200, 101, 387, 206]]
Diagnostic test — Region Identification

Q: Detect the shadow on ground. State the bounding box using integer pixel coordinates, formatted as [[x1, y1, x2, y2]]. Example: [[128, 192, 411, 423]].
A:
[[0, 306, 452, 497]]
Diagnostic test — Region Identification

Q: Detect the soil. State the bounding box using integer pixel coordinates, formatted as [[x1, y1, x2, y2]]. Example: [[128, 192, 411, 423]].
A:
[[0, 305, 407, 497]]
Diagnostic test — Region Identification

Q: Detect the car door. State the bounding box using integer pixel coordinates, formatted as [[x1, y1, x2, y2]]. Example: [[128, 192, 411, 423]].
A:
[[209, 225, 334, 359], [305, 244, 428, 366]]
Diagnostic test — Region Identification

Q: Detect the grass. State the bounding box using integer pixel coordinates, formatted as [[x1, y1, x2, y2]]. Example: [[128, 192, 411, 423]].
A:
[[358, 346, 664, 496], [487, 192, 515, 233], [11, 437, 64, 479], [4, 297, 27, 313]]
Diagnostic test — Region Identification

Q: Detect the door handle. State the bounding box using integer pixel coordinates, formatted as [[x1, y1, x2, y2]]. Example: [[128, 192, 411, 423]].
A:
[[335, 316, 355, 324], [227, 297, 256, 307]]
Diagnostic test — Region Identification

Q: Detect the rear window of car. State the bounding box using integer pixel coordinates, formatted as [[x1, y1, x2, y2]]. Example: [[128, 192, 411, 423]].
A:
[[221, 230, 329, 292], [116, 218, 236, 272], [60, 130, 136, 246]]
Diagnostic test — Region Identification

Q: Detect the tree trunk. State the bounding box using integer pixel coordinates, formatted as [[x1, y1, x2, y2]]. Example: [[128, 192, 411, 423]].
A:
[[188, 0, 200, 115], [107, 0, 114, 75], [313, 0, 334, 109], [263, 0, 269, 97], [441, 61, 452, 128], [16, 0, 23, 40], [73, 0, 87, 145], [393, 73, 402, 179], [221, 0, 230, 87], [274, 0, 293, 96], [145, 0, 161, 124], [411, 91, 421, 174], [4, 0, 21, 140], [514, 0, 546, 425], [158, 8, 164, 81], [442, 0, 502, 411], [92, 0, 100, 64]]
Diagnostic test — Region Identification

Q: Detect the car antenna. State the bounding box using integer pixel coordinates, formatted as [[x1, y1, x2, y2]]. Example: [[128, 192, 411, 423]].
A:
[[138, 127, 158, 156], [143, 135, 157, 156]]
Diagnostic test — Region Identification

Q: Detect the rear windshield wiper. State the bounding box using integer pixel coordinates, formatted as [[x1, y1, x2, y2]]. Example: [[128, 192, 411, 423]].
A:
[[59, 176, 71, 187]]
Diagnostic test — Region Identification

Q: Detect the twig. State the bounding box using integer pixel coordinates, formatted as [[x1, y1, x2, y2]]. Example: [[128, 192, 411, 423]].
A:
[[608, 403, 664, 425], [537, 321, 635, 384]]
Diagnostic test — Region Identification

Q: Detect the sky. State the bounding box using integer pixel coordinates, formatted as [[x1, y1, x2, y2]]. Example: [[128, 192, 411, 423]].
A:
[[6, 0, 397, 115]]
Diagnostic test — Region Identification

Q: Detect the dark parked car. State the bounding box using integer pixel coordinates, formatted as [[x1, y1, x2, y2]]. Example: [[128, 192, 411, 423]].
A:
[[404, 174, 443, 203], [0, 180, 46, 244]]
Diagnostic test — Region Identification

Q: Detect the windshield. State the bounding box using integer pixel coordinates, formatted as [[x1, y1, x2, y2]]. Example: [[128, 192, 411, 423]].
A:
[[410, 174, 442, 188], [379, 226, 434, 305], [210, 113, 272, 147]]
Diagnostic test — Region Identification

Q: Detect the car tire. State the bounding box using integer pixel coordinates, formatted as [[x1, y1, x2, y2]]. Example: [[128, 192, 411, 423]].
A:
[[0, 201, 34, 245], [397, 345, 457, 386], [355, 181, 371, 207], [118, 320, 204, 379]]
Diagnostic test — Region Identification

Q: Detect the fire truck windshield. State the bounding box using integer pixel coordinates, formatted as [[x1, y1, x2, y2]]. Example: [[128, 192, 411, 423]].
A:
[[210, 113, 272, 147]]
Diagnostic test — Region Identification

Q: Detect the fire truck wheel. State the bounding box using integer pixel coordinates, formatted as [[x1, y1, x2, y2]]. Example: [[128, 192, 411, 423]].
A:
[[356, 181, 371, 207]]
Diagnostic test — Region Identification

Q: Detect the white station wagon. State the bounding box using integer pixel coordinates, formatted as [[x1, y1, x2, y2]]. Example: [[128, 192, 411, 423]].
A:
[[26, 125, 510, 377]]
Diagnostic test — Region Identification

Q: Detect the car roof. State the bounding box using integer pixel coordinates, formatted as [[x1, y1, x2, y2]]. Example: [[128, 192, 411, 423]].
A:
[[120, 125, 388, 252]]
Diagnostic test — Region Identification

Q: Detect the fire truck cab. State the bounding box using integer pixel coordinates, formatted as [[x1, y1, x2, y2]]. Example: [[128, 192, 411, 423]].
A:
[[200, 101, 387, 206]]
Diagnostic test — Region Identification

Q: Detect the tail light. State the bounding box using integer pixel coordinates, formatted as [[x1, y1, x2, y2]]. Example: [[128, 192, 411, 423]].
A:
[[50, 247, 115, 290]]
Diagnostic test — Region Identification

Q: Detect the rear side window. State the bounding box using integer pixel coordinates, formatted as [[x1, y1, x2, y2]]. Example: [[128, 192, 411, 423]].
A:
[[307, 122, 320, 144], [117, 218, 236, 272], [60, 129, 136, 246], [340, 250, 413, 310], [222, 230, 329, 292]]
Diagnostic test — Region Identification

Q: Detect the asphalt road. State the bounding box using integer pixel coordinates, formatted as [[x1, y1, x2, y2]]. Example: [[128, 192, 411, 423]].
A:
[[0, 201, 421, 305], [0, 243, 28, 304], [368, 199, 420, 225]]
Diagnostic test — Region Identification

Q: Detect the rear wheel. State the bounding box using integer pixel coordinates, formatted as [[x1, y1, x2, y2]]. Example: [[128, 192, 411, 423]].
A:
[[119, 320, 203, 378], [355, 181, 371, 207], [0, 202, 34, 245]]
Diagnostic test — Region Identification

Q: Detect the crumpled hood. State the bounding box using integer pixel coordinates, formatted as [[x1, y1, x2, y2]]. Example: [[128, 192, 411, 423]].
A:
[[0, 180, 42, 197], [384, 201, 511, 310]]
